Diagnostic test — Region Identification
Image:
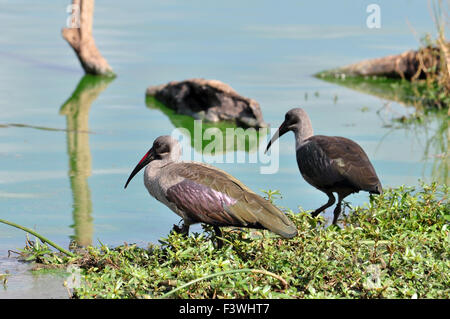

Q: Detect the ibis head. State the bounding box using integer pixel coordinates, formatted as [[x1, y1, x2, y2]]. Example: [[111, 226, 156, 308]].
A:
[[124, 135, 181, 189], [265, 108, 313, 153]]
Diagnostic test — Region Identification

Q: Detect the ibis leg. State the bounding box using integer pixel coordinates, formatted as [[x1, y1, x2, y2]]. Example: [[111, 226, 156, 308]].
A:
[[332, 192, 351, 225], [213, 226, 223, 249], [332, 201, 342, 225], [311, 192, 335, 217]]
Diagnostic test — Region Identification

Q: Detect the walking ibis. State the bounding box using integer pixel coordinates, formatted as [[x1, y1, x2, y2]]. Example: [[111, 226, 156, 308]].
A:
[[124, 135, 297, 246], [265, 108, 382, 225]]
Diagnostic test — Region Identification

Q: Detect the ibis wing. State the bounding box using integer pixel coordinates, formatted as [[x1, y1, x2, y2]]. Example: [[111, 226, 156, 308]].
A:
[[303, 136, 382, 193], [166, 178, 246, 226], [165, 163, 297, 238]]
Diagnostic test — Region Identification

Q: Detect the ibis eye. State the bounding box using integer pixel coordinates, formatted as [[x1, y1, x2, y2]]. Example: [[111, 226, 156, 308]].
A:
[[155, 142, 169, 154]]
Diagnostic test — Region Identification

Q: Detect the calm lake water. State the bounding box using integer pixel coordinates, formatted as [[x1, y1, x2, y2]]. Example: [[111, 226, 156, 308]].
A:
[[0, 0, 447, 297]]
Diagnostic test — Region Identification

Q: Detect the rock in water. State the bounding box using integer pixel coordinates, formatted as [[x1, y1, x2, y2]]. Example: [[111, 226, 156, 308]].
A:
[[146, 78, 267, 128]]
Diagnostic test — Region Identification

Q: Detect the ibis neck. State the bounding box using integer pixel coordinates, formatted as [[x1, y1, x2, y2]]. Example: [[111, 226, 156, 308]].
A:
[[293, 122, 313, 149], [144, 159, 171, 185]]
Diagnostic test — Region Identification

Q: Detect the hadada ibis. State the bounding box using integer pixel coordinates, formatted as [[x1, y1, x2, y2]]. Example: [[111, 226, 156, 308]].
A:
[[125, 135, 298, 246], [266, 108, 382, 225]]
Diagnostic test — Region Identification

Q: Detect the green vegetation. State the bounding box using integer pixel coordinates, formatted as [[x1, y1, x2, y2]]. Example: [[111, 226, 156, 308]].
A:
[[11, 183, 450, 299]]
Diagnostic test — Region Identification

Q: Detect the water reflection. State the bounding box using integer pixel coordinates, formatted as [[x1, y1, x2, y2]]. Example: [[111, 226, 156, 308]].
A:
[[59, 75, 114, 246], [399, 112, 448, 184], [146, 96, 269, 155], [425, 116, 448, 184], [315, 73, 438, 109]]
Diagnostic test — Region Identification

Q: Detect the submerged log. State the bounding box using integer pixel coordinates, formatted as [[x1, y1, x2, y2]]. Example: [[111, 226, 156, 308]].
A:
[[146, 78, 267, 128], [335, 44, 449, 81], [62, 0, 114, 76]]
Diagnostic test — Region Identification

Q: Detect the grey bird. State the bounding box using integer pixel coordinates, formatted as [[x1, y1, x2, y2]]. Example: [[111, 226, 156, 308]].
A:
[[124, 135, 298, 247], [265, 108, 382, 225]]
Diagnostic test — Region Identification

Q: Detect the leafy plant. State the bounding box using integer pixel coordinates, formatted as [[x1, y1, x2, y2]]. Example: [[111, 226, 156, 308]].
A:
[[14, 183, 450, 299]]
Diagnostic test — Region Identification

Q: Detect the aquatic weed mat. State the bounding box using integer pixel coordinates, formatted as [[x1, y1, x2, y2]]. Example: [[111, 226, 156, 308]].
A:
[[14, 183, 450, 299]]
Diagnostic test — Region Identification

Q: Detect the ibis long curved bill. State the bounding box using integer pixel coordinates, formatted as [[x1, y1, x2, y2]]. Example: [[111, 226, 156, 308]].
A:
[[265, 121, 289, 154], [124, 147, 155, 189]]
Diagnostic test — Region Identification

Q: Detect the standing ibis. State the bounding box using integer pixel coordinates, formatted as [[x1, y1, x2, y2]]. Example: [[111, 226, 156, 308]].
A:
[[124, 135, 297, 246], [265, 108, 382, 225]]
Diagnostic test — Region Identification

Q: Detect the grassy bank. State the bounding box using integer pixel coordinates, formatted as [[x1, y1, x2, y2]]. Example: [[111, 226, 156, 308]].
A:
[[16, 183, 450, 299]]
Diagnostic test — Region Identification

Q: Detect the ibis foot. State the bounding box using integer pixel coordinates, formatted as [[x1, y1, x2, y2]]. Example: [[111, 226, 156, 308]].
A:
[[213, 226, 224, 249], [172, 222, 190, 236]]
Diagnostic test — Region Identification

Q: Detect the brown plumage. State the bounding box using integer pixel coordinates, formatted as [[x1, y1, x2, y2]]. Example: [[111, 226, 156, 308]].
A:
[[266, 108, 382, 225], [124, 136, 298, 247]]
